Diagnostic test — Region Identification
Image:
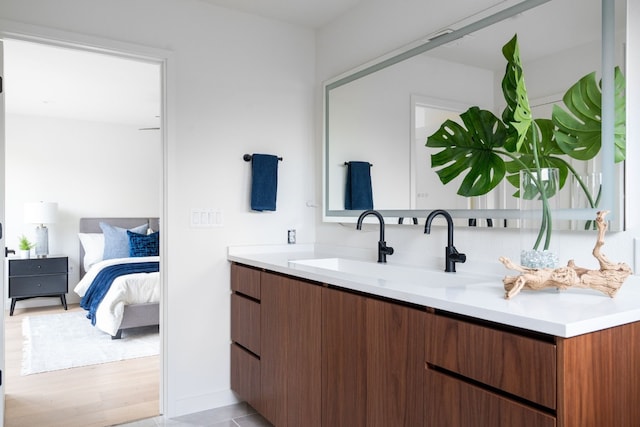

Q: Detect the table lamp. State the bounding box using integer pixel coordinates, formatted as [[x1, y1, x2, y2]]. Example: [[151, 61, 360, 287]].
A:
[[24, 201, 58, 257]]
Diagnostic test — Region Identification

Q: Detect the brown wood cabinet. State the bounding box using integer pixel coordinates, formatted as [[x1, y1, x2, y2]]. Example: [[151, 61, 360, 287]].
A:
[[232, 263, 424, 426], [230, 343, 260, 410], [322, 287, 424, 427], [286, 275, 322, 426], [230, 263, 262, 412], [425, 312, 556, 410], [426, 368, 556, 427], [365, 296, 425, 426], [556, 321, 640, 427], [232, 262, 640, 427], [230, 263, 321, 427], [261, 270, 321, 427], [425, 311, 557, 426], [425, 310, 640, 427], [231, 294, 260, 355], [321, 288, 367, 426]]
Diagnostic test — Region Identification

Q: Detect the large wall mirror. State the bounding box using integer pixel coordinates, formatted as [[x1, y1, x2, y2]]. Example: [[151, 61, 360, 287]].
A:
[[323, 0, 626, 231]]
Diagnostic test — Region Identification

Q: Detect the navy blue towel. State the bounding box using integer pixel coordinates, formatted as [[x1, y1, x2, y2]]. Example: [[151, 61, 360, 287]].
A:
[[345, 161, 373, 210], [250, 154, 279, 211]]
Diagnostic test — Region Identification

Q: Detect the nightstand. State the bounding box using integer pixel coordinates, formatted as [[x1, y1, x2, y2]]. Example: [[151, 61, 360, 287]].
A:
[[8, 255, 68, 316]]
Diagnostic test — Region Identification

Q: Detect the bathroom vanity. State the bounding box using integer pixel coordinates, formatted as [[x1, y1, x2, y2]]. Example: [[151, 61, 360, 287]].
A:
[[228, 245, 640, 427]]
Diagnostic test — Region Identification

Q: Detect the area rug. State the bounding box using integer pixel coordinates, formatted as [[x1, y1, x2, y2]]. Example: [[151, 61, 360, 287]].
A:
[[21, 310, 159, 375]]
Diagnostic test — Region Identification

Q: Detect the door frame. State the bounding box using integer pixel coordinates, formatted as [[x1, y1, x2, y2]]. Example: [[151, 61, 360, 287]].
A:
[[0, 18, 172, 418], [0, 38, 6, 426]]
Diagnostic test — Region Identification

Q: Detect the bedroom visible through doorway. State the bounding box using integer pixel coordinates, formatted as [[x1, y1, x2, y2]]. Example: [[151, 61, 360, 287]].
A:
[[2, 38, 163, 426]]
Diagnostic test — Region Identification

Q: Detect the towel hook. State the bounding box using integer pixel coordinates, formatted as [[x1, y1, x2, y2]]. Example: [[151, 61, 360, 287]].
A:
[[244, 154, 283, 162], [344, 162, 373, 166]]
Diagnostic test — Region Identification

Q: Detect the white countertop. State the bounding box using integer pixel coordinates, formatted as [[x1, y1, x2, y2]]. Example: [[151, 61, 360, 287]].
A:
[[228, 244, 640, 338]]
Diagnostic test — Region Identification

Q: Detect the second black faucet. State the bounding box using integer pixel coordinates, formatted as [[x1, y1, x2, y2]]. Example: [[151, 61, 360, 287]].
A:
[[424, 209, 466, 273]]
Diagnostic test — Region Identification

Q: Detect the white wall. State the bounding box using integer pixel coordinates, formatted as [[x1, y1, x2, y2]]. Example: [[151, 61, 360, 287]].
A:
[[1, 0, 316, 418], [316, 2, 639, 275], [5, 113, 161, 305]]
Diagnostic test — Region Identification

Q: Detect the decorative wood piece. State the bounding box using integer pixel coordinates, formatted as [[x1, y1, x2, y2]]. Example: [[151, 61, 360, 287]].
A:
[[500, 211, 632, 299]]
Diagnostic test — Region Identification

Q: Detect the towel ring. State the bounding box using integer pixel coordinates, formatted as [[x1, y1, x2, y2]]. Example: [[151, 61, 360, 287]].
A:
[[244, 154, 283, 162]]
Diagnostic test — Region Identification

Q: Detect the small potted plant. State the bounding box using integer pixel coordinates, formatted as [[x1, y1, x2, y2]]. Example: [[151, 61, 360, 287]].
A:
[[18, 235, 35, 259]]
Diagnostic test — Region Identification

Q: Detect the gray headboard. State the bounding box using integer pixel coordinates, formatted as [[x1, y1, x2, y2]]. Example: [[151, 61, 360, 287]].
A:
[[79, 217, 160, 278]]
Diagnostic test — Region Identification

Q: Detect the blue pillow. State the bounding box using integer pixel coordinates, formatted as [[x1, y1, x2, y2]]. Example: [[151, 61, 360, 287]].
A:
[[100, 222, 148, 259], [127, 230, 159, 257]]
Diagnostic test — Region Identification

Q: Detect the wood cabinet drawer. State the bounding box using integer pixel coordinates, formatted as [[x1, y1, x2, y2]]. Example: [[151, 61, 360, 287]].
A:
[[9, 257, 68, 276], [426, 369, 556, 427], [9, 275, 68, 298], [425, 312, 556, 409], [231, 343, 261, 412], [231, 293, 261, 355], [231, 263, 261, 300]]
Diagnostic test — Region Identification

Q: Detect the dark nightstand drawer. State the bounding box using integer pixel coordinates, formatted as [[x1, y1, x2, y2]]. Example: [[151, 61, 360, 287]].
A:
[[9, 274, 68, 298], [9, 257, 68, 276], [7, 256, 69, 315]]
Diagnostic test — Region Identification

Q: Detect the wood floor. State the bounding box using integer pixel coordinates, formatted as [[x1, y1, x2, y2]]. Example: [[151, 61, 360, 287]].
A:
[[4, 304, 159, 427]]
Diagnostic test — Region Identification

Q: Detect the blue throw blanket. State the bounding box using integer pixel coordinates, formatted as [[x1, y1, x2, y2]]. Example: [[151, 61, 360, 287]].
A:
[[80, 262, 159, 325]]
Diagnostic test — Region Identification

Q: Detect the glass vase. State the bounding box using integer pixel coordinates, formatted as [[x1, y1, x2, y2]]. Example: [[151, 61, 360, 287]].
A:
[[519, 168, 559, 269], [571, 172, 602, 231]]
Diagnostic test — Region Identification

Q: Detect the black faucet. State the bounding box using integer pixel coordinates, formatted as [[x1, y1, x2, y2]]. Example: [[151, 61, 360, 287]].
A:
[[356, 209, 394, 263], [424, 209, 466, 273]]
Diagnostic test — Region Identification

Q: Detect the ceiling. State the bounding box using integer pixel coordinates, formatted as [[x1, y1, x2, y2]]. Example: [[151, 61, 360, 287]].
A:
[[426, 0, 606, 71], [3, 39, 161, 128], [196, 0, 365, 28]]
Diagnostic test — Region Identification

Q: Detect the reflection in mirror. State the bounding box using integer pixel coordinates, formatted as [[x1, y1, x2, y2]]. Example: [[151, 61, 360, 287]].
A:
[[411, 96, 470, 211], [323, 0, 626, 231]]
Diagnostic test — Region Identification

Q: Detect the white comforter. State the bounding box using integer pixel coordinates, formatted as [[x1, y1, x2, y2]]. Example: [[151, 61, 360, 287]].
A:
[[74, 256, 160, 336]]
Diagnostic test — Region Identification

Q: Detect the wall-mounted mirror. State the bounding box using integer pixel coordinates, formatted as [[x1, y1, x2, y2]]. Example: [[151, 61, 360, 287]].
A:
[[323, 0, 626, 230]]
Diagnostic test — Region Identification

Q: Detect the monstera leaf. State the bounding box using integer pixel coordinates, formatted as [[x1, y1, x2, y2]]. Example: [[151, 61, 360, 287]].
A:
[[612, 67, 626, 161], [426, 106, 507, 197], [501, 34, 533, 153], [552, 66, 626, 163]]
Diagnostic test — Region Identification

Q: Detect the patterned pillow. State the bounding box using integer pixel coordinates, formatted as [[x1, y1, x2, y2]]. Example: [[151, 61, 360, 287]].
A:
[[127, 230, 159, 257], [100, 222, 148, 259]]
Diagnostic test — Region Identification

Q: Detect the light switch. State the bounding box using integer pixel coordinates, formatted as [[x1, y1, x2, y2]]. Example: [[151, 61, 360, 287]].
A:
[[190, 208, 223, 227], [191, 210, 201, 225]]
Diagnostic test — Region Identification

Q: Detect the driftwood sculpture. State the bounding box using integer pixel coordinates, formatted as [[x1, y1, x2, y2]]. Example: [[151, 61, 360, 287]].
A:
[[500, 211, 632, 299]]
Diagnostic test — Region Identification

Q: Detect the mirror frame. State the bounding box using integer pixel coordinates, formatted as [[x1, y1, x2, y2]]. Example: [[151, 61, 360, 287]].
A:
[[322, 0, 622, 230]]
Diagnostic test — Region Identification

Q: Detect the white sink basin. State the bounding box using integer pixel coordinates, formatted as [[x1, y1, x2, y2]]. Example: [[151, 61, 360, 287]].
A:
[[288, 257, 491, 287]]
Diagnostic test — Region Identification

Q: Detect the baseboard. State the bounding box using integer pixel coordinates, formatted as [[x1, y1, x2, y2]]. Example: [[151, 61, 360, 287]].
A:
[[168, 389, 240, 418]]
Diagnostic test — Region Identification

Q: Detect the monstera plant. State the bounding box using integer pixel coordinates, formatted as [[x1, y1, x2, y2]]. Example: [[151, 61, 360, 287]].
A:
[[552, 66, 626, 214], [426, 34, 626, 253]]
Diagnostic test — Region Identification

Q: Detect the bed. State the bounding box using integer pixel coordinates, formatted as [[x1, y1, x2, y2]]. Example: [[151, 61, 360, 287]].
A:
[[74, 217, 160, 339]]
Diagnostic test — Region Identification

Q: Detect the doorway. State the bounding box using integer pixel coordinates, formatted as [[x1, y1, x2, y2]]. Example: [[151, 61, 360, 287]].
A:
[[2, 37, 165, 426]]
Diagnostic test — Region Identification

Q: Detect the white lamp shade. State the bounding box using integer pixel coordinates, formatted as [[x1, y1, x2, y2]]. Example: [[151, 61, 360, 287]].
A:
[[24, 201, 58, 224]]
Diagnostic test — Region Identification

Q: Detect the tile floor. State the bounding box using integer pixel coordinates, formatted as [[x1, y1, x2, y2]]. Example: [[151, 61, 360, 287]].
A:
[[114, 403, 273, 427]]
